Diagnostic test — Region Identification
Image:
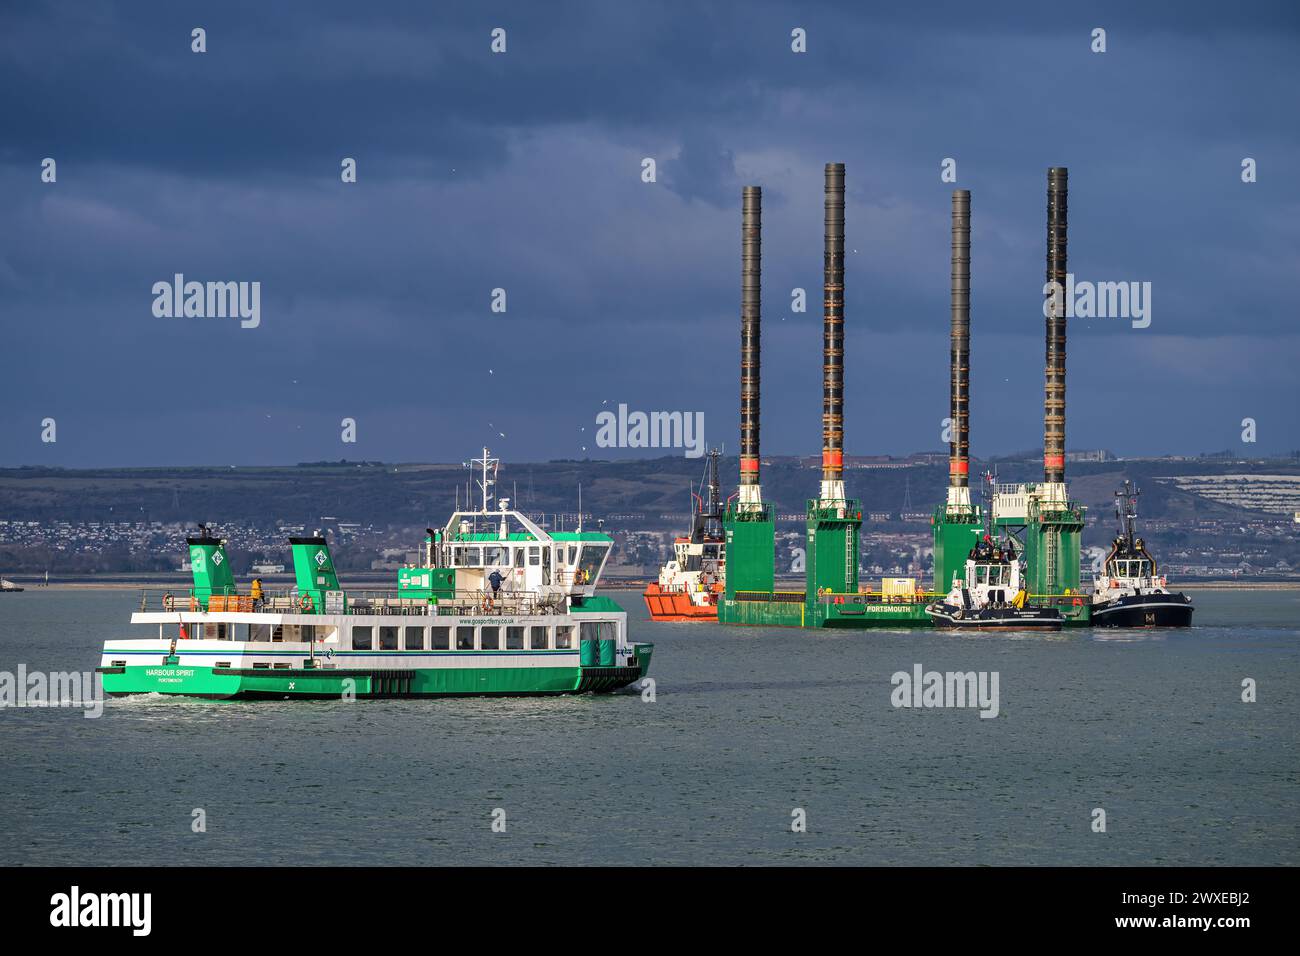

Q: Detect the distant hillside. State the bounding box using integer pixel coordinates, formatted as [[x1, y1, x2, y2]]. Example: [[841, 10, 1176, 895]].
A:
[[2, 455, 1298, 531]]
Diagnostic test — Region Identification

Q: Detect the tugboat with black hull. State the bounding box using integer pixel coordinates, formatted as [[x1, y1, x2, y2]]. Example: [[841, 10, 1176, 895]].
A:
[[928, 475, 1063, 631], [927, 533, 1063, 630], [1091, 481, 1193, 628]]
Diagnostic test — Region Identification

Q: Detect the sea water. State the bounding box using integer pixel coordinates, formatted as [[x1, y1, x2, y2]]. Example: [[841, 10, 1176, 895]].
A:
[[0, 588, 1295, 866]]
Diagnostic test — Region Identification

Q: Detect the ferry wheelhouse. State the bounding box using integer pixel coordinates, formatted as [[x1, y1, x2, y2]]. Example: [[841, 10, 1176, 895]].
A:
[[97, 450, 652, 699]]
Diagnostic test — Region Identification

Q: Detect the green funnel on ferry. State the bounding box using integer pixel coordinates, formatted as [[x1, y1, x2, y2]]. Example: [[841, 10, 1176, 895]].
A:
[[187, 524, 235, 610], [290, 536, 339, 614]]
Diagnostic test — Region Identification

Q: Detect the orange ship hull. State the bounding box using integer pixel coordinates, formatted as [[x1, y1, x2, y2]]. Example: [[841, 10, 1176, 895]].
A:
[[643, 583, 720, 622]]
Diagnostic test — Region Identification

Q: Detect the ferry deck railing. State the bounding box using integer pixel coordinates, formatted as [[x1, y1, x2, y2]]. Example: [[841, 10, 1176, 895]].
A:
[[136, 586, 565, 617]]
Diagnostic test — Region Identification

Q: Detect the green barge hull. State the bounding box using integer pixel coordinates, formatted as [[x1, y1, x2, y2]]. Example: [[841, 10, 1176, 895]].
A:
[[718, 592, 1089, 628], [720, 592, 932, 628]]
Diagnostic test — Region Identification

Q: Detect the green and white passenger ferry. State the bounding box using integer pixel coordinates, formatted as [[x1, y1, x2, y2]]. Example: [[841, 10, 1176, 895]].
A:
[[97, 450, 652, 699]]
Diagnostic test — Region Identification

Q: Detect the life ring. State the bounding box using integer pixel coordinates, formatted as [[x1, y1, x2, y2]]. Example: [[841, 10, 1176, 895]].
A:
[[163, 593, 174, 611], [299, 593, 314, 612], [1072, 597, 1082, 607], [483, 593, 494, 611], [954, 608, 964, 620]]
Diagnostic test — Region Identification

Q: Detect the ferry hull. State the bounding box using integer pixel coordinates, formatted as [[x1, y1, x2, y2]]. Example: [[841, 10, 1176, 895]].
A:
[[642, 584, 718, 622], [98, 644, 653, 700]]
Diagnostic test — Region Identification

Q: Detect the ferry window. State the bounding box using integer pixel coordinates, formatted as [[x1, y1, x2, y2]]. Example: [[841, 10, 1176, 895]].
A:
[[530, 626, 548, 650], [430, 626, 450, 650], [464, 547, 482, 566], [580, 621, 602, 642], [456, 626, 475, 650], [577, 544, 608, 582], [514, 548, 525, 568], [481, 626, 500, 650], [405, 626, 424, 650], [484, 545, 508, 566], [555, 626, 574, 649], [506, 626, 525, 649], [379, 626, 399, 650], [351, 626, 373, 650], [567, 546, 577, 564], [529, 546, 540, 567], [542, 547, 551, 584]]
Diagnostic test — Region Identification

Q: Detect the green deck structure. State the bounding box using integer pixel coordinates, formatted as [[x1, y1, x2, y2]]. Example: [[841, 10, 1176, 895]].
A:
[[187, 531, 235, 610], [931, 506, 984, 595], [805, 499, 861, 597], [289, 536, 341, 614], [1024, 495, 1089, 625]]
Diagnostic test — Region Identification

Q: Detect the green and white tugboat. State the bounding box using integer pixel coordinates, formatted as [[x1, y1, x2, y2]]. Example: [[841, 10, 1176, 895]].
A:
[[97, 449, 652, 699]]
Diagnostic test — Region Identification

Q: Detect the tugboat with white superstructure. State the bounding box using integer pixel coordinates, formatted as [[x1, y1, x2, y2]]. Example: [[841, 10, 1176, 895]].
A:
[[927, 476, 1063, 630], [1090, 481, 1193, 628], [643, 449, 726, 621]]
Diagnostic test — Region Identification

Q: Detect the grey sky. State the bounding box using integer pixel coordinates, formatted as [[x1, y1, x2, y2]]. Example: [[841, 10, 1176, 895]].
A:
[[1, 0, 1297, 466]]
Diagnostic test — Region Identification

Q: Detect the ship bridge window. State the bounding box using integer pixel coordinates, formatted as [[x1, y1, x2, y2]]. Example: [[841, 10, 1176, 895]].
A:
[[528, 546, 540, 567], [514, 548, 526, 568], [452, 547, 482, 567], [484, 546, 508, 566], [576, 544, 609, 583]]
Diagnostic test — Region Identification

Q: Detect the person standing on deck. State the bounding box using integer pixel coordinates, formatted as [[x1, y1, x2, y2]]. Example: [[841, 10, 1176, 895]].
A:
[[250, 577, 264, 611], [488, 569, 504, 599]]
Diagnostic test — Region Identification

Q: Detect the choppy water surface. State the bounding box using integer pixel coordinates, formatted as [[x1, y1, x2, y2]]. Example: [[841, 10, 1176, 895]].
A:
[[0, 588, 1296, 865]]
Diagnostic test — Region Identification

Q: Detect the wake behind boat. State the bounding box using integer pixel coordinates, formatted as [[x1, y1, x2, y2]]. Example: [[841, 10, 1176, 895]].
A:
[[96, 449, 653, 700]]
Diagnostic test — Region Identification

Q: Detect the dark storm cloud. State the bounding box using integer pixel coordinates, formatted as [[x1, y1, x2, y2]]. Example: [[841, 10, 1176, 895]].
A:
[[1, 0, 1297, 467]]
